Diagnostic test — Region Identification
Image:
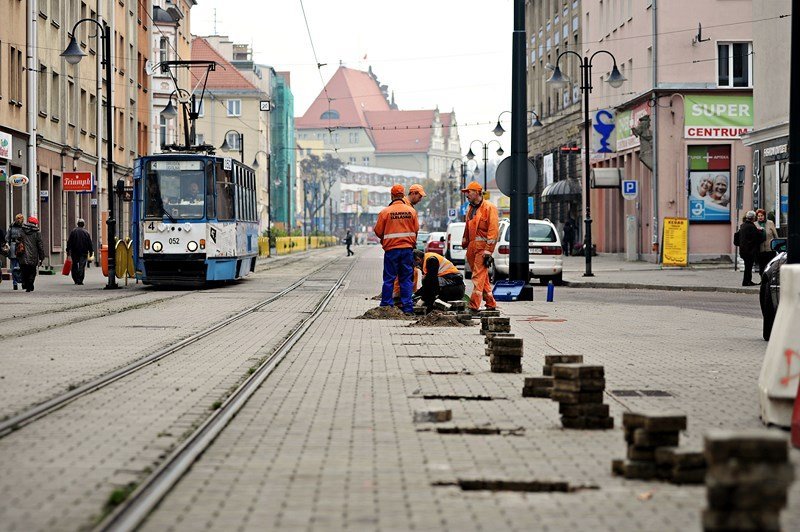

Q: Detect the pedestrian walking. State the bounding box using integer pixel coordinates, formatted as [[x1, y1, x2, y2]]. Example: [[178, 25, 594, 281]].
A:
[[735, 211, 764, 286], [6, 213, 25, 290], [66, 218, 95, 285], [413, 250, 465, 312], [562, 217, 576, 256], [755, 208, 779, 275], [461, 181, 499, 313], [17, 216, 45, 292], [345, 229, 354, 256], [374, 184, 418, 315]]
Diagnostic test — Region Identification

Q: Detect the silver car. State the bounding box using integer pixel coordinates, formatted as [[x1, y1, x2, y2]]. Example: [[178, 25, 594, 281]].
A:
[[465, 219, 564, 285]]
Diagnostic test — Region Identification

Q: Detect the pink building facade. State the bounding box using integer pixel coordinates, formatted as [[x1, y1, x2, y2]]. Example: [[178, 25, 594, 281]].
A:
[[581, 0, 753, 262]]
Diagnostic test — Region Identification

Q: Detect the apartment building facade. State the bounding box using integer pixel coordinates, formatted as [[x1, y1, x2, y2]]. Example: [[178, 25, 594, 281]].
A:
[[583, 0, 753, 262]]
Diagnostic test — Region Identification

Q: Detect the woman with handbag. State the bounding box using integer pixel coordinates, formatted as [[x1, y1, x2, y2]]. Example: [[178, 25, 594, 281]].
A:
[[6, 214, 25, 290]]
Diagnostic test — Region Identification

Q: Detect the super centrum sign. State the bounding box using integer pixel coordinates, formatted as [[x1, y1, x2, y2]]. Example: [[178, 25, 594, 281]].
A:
[[684, 95, 754, 139]]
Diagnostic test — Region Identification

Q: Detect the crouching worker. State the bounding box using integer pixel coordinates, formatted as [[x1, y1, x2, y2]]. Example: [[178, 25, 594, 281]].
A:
[[413, 250, 465, 312]]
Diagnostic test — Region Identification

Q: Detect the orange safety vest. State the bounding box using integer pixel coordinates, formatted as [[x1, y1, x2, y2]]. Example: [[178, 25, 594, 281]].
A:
[[374, 199, 419, 251], [462, 200, 499, 252], [422, 252, 460, 277]]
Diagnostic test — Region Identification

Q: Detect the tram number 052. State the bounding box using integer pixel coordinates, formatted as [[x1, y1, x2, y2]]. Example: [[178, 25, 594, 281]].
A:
[[168, 238, 180, 245]]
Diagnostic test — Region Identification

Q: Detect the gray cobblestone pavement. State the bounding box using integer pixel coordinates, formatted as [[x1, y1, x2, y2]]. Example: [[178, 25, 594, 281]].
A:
[[0, 249, 348, 531], [139, 246, 798, 531]]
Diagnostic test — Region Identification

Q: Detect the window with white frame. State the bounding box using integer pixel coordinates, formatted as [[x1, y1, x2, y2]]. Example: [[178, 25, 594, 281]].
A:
[[195, 133, 205, 146], [226, 99, 241, 117], [159, 38, 169, 63], [718, 42, 752, 88], [159, 115, 167, 147], [361, 156, 370, 166], [193, 97, 204, 117]]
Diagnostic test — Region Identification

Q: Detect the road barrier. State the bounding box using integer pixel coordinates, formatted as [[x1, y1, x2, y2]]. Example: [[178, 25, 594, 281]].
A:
[[257, 236, 338, 257]]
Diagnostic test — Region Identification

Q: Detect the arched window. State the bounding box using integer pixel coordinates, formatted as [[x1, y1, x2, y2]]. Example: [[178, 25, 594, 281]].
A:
[[320, 110, 340, 120]]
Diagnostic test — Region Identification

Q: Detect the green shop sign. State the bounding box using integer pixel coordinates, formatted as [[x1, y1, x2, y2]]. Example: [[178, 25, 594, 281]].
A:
[[684, 94, 753, 139]]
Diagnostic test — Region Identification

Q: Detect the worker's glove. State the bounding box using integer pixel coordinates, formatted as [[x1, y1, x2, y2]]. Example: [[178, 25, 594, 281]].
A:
[[483, 254, 493, 268]]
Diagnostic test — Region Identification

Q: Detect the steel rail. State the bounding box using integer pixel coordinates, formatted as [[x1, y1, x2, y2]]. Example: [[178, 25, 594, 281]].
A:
[[96, 259, 355, 531], [0, 256, 342, 438]]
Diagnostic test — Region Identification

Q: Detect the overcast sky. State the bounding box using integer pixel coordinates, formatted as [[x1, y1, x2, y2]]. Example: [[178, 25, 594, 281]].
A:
[[191, 0, 515, 160]]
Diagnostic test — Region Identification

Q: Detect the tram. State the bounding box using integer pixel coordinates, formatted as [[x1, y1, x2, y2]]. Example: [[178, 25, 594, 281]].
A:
[[131, 153, 259, 286]]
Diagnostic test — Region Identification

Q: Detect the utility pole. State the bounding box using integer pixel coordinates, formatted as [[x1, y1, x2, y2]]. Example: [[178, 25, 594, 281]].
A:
[[788, 0, 799, 264]]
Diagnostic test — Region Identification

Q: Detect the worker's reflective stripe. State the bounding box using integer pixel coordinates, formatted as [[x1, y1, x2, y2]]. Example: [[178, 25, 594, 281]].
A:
[[384, 232, 417, 239], [486, 239, 496, 244], [474, 237, 487, 241]]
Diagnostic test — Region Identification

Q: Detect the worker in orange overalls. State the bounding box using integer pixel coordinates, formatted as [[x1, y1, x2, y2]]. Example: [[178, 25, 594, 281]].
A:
[[413, 250, 465, 312], [403, 184, 426, 207], [461, 181, 499, 313], [374, 184, 419, 314]]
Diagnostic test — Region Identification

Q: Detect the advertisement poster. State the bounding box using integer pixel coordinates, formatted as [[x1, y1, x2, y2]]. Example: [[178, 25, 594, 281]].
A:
[[615, 102, 651, 151], [688, 145, 731, 222], [662, 217, 688, 267]]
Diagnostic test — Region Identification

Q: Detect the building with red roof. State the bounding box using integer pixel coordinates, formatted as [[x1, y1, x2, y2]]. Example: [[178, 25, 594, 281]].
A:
[[296, 66, 461, 182]]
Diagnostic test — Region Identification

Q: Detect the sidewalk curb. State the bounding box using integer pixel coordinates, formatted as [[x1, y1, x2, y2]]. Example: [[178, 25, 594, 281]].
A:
[[562, 280, 759, 295]]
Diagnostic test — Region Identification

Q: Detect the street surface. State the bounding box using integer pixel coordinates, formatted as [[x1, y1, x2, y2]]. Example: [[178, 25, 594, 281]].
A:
[[0, 246, 796, 531]]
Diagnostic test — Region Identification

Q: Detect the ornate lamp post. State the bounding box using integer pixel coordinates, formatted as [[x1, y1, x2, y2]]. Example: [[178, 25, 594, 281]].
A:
[[219, 129, 245, 162], [466, 140, 505, 191], [62, 18, 117, 289], [492, 110, 543, 137], [547, 49, 625, 277]]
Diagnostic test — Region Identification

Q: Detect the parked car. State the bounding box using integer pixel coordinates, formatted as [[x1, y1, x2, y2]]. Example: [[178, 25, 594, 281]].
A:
[[424, 231, 446, 254], [760, 238, 787, 341], [464, 219, 563, 285], [416, 232, 430, 252], [444, 222, 466, 265]]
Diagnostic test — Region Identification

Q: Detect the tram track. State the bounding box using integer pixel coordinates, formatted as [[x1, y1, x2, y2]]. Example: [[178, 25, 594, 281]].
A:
[[0, 253, 343, 438], [96, 258, 355, 531]]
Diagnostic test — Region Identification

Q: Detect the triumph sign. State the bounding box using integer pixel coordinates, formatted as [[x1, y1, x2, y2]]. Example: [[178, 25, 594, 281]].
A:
[[63, 171, 94, 192]]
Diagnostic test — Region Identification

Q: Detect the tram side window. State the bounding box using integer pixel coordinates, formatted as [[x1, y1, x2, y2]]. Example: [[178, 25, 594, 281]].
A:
[[215, 163, 235, 221], [205, 161, 216, 219]]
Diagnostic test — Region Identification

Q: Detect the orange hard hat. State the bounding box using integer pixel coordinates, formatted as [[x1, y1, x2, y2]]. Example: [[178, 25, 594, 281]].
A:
[[390, 184, 405, 196], [461, 181, 482, 193], [409, 184, 426, 197]]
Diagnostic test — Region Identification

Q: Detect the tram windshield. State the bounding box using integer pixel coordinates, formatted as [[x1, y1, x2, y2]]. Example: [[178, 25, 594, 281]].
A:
[[145, 160, 206, 220]]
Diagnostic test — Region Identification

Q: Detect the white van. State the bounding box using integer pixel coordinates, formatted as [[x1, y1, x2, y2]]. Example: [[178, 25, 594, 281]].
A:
[[444, 222, 466, 265]]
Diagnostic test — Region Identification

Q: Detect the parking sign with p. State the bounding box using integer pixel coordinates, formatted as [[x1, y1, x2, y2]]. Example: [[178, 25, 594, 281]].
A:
[[622, 180, 638, 200]]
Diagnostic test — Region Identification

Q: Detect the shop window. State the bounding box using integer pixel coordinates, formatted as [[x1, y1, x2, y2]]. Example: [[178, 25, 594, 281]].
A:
[[718, 42, 752, 88]]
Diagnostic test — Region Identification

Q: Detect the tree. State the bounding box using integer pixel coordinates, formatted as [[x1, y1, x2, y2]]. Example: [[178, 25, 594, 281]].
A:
[[299, 154, 344, 232]]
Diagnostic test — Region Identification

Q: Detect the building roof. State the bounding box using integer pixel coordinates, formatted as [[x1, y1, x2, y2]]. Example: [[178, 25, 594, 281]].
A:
[[365, 110, 436, 153], [190, 37, 261, 92], [296, 67, 390, 129]]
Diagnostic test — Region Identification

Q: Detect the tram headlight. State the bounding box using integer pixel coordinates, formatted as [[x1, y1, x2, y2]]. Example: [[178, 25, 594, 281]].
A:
[[144, 239, 150, 250], [187, 240, 199, 252], [152, 241, 163, 252], [199, 239, 206, 250]]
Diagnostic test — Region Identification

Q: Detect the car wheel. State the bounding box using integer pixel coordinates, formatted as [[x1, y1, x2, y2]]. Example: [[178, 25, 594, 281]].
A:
[[551, 272, 563, 286], [760, 277, 775, 341]]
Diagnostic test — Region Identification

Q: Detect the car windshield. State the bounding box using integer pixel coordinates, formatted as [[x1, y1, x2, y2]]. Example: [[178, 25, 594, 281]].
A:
[[145, 159, 206, 220], [529, 223, 557, 242]]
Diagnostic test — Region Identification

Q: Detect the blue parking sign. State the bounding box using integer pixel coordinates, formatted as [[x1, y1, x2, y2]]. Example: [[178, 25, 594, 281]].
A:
[[621, 180, 638, 200]]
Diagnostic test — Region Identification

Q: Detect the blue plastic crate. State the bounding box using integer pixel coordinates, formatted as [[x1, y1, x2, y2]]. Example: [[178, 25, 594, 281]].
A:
[[493, 280, 527, 302]]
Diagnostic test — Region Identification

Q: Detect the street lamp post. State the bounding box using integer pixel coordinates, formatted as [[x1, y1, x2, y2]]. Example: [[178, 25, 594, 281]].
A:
[[62, 19, 118, 290], [219, 129, 244, 162], [547, 49, 625, 277], [466, 140, 504, 191], [159, 88, 199, 148], [493, 109, 543, 137]]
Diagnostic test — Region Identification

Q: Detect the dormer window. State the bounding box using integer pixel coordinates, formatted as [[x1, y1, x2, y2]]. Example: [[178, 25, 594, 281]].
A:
[[320, 110, 340, 120]]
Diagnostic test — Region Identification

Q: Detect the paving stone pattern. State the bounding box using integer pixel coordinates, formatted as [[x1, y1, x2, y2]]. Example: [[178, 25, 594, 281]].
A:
[[0, 251, 348, 531], [141, 248, 800, 531], [0, 250, 341, 421]]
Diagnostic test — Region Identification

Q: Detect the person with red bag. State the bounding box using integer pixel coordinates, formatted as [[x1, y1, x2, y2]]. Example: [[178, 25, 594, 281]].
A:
[[66, 218, 94, 286]]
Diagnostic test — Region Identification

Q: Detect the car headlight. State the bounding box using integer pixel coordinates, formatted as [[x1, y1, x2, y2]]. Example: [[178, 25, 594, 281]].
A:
[[152, 241, 163, 252], [187, 241, 198, 252]]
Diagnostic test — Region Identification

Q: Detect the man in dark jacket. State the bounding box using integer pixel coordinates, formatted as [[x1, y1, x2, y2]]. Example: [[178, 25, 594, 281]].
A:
[[345, 229, 354, 256], [737, 210, 765, 286], [18, 216, 45, 292], [562, 217, 576, 255], [66, 218, 94, 285], [6, 214, 25, 290]]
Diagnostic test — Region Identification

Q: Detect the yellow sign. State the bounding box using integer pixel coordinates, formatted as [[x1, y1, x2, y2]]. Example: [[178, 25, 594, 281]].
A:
[[662, 217, 688, 267]]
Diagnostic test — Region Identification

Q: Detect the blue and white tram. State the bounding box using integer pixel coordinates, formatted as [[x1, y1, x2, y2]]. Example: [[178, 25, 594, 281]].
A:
[[132, 154, 260, 286]]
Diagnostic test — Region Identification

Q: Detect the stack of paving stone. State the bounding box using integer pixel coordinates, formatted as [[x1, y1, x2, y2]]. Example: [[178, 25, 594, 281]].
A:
[[702, 430, 794, 531], [550, 364, 612, 429], [522, 376, 553, 398], [484, 332, 514, 356], [611, 411, 687, 479], [479, 310, 502, 335], [654, 447, 706, 484], [542, 354, 583, 376], [488, 336, 523, 373]]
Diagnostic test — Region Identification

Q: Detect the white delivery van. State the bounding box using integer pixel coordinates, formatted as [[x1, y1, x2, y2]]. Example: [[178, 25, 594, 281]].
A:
[[444, 222, 466, 265]]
